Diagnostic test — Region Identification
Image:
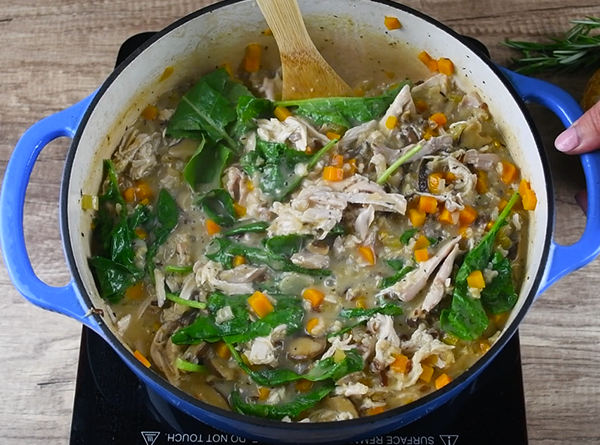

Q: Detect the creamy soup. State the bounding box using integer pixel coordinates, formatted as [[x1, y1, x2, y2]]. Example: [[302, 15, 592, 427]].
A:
[[86, 40, 537, 421]]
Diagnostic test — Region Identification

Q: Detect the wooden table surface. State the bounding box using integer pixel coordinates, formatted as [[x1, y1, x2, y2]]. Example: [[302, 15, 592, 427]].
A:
[[1, 0, 599, 444]]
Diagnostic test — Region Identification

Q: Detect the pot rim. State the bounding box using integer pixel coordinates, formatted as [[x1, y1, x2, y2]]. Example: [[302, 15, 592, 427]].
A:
[[60, 0, 553, 430]]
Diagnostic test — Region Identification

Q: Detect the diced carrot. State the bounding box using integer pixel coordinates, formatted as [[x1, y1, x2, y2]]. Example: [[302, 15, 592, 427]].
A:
[[422, 355, 438, 366], [123, 187, 136, 203], [344, 159, 357, 177], [519, 179, 530, 196], [220, 62, 235, 78], [134, 227, 147, 239], [476, 170, 488, 194], [246, 180, 254, 191], [258, 387, 270, 400], [233, 202, 247, 217], [326, 131, 341, 140], [429, 112, 447, 127], [274, 106, 291, 121], [366, 406, 385, 416], [467, 270, 486, 289], [385, 115, 398, 129], [415, 99, 428, 113], [141, 105, 158, 121], [522, 189, 537, 210], [125, 282, 144, 300], [390, 354, 410, 373], [139, 198, 150, 206], [331, 154, 344, 167], [261, 28, 273, 36], [459, 225, 469, 238], [305, 146, 314, 155], [243, 43, 261, 73], [159, 66, 174, 82], [478, 339, 491, 354], [418, 196, 438, 214], [418, 51, 433, 66], [248, 291, 274, 318], [409, 209, 427, 227], [428, 172, 444, 194], [459, 205, 478, 226], [134, 350, 151, 368], [498, 198, 508, 211], [215, 341, 231, 360], [501, 161, 519, 184], [419, 365, 434, 383], [355, 297, 367, 309], [233, 255, 246, 267], [485, 220, 495, 231], [295, 379, 314, 393], [306, 317, 320, 334], [358, 245, 376, 265], [415, 248, 429, 263], [302, 288, 325, 308], [445, 171, 457, 182], [427, 59, 439, 72], [435, 373, 453, 389], [136, 181, 153, 200], [438, 58, 455, 76], [323, 166, 344, 182], [490, 311, 510, 328], [438, 207, 456, 225], [206, 219, 221, 236], [413, 235, 430, 251], [423, 127, 436, 140], [384, 16, 402, 30]]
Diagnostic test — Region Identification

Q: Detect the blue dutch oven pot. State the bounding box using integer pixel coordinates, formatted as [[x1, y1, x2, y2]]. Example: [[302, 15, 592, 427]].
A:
[[2, 0, 600, 443]]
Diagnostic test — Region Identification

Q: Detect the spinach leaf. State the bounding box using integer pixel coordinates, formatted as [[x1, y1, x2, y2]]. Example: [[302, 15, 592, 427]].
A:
[[89, 257, 136, 303], [100, 159, 125, 208], [171, 293, 304, 345], [146, 189, 180, 275], [230, 347, 363, 386], [399, 229, 418, 245], [441, 192, 520, 340], [340, 304, 403, 319], [276, 82, 409, 128], [221, 221, 270, 237], [481, 253, 518, 314], [264, 235, 306, 257], [230, 96, 274, 139], [183, 136, 232, 190], [240, 139, 312, 200], [206, 237, 331, 276], [230, 382, 335, 420], [196, 189, 237, 227], [329, 304, 404, 338], [166, 68, 252, 150], [380, 259, 414, 289]]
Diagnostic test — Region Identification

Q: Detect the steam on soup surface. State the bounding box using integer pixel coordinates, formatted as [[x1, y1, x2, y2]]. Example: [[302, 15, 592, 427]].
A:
[[87, 42, 536, 421]]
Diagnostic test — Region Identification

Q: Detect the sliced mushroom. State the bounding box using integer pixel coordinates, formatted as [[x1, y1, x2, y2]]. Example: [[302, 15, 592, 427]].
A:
[[287, 337, 327, 361], [325, 396, 360, 419], [306, 240, 330, 256], [182, 342, 208, 363], [192, 383, 230, 411], [205, 349, 238, 380], [150, 321, 184, 385]]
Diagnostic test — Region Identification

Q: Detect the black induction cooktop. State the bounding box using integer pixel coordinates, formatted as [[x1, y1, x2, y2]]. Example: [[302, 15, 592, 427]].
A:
[[69, 32, 528, 445]]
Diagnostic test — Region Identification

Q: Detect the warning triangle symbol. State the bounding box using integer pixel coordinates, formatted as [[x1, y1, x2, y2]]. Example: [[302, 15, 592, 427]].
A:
[[141, 431, 161, 445], [439, 435, 459, 445]]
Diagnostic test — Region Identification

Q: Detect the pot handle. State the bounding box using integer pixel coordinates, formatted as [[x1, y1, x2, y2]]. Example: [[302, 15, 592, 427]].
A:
[[0, 94, 100, 330], [500, 67, 600, 294]]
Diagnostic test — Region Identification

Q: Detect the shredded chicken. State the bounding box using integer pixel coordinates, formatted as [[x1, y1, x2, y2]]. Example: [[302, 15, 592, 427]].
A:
[[379, 84, 416, 134], [194, 261, 255, 295], [367, 314, 401, 370], [463, 149, 501, 171], [379, 236, 462, 301], [419, 243, 461, 315]]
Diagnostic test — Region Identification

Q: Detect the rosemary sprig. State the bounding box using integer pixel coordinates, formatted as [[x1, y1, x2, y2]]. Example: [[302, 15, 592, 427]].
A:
[[503, 17, 600, 74]]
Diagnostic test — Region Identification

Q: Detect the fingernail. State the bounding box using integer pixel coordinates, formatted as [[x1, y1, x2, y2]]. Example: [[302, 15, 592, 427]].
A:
[[555, 126, 580, 152]]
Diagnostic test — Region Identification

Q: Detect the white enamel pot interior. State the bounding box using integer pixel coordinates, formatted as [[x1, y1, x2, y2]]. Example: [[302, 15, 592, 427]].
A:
[[61, 0, 551, 443]]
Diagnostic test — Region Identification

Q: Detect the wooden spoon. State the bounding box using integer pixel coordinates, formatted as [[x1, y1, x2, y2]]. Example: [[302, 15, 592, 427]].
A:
[[256, 0, 352, 100]]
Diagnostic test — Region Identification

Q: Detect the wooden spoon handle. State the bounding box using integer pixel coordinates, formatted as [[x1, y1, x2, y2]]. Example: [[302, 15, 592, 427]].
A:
[[255, 0, 315, 54]]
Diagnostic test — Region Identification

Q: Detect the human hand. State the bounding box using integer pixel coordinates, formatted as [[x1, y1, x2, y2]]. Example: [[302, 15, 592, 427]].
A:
[[554, 100, 600, 214]]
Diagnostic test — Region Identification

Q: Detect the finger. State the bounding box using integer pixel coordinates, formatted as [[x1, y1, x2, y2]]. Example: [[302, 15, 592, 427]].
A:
[[575, 189, 588, 215], [555, 99, 600, 155]]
